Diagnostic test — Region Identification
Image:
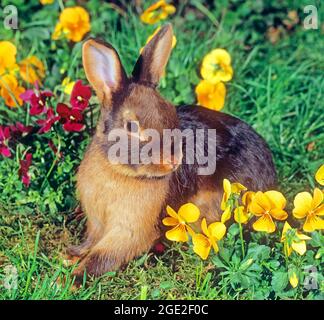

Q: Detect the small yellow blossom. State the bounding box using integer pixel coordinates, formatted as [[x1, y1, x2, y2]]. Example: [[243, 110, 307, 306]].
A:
[[289, 271, 299, 288], [0, 41, 17, 75], [195, 80, 226, 111], [162, 203, 200, 242], [250, 191, 288, 233], [0, 74, 25, 107], [19, 56, 45, 85], [293, 188, 324, 232], [140, 1, 176, 25], [234, 191, 255, 224], [52, 7, 91, 42], [221, 179, 247, 211], [280, 222, 311, 257], [315, 164, 324, 186], [192, 218, 226, 260], [220, 179, 247, 223], [40, 0, 54, 4], [61, 77, 75, 95], [200, 49, 233, 84]]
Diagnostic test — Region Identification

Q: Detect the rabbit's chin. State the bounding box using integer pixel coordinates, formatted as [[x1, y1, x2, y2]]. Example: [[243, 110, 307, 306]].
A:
[[108, 162, 179, 179]]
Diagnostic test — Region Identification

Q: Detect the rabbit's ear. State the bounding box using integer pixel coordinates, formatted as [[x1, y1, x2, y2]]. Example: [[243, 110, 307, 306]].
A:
[[82, 39, 127, 106], [132, 24, 173, 86]]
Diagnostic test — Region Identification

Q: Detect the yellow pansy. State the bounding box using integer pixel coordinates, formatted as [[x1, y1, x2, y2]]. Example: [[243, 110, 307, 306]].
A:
[[140, 0, 176, 25], [140, 26, 177, 53], [0, 41, 17, 75], [280, 222, 311, 257], [195, 80, 226, 111], [200, 49, 233, 84], [61, 77, 75, 95], [250, 191, 288, 233], [162, 203, 200, 242], [40, 0, 54, 4], [0, 74, 25, 107], [289, 271, 299, 288], [19, 56, 45, 85], [315, 164, 324, 186], [221, 179, 247, 211], [192, 218, 226, 260], [293, 188, 324, 232], [52, 6, 91, 42], [234, 191, 255, 224]]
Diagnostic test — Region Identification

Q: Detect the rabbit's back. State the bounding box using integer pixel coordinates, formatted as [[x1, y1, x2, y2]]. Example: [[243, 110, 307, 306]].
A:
[[166, 105, 276, 221]]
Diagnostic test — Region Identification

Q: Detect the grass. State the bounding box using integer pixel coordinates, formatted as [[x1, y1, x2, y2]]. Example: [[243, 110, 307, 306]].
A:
[[0, 1, 323, 300]]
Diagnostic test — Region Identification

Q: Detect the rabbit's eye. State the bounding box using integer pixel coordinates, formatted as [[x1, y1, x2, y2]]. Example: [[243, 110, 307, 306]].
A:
[[125, 121, 139, 133]]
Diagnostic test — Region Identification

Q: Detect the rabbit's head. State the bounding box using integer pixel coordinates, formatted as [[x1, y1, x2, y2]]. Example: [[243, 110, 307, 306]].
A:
[[83, 24, 182, 178]]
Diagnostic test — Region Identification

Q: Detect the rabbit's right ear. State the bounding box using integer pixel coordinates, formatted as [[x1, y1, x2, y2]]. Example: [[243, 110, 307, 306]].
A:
[[82, 39, 127, 107]]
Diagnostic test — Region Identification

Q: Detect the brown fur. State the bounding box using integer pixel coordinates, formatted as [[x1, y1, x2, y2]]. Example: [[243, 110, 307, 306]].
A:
[[70, 24, 277, 280]]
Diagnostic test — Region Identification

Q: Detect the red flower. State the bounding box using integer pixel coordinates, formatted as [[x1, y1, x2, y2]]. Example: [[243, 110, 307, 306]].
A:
[[19, 153, 32, 187], [70, 80, 91, 111], [10, 122, 33, 136], [57, 103, 84, 132], [36, 108, 60, 134], [0, 126, 11, 157], [20, 88, 54, 116]]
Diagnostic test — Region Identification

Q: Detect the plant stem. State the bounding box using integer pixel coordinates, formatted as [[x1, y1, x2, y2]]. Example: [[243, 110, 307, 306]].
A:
[[235, 199, 245, 258]]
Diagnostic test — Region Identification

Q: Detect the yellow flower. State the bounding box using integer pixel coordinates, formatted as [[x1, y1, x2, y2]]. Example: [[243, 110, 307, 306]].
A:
[[200, 49, 233, 84], [293, 188, 324, 232], [19, 56, 45, 85], [40, 0, 54, 4], [0, 74, 25, 107], [140, 0, 176, 25], [162, 203, 200, 242], [52, 7, 91, 42], [289, 271, 299, 288], [195, 80, 226, 111], [192, 218, 226, 260], [280, 222, 311, 257], [234, 191, 255, 224], [250, 191, 288, 233], [315, 164, 324, 186], [221, 179, 246, 211], [61, 77, 75, 95], [141, 26, 177, 53], [0, 41, 17, 75]]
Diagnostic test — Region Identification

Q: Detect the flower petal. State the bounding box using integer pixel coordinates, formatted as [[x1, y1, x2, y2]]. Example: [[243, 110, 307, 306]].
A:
[[162, 217, 178, 226], [281, 221, 291, 242], [165, 224, 188, 242], [178, 203, 200, 223], [303, 215, 324, 232], [201, 218, 209, 237], [265, 190, 286, 209], [166, 205, 178, 219], [270, 208, 288, 221], [252, 214, 276, 233], [315, 164, 324, 186], [293, 191, 313, 219], [192, 233, 211, 260], [208, 222, 226, 240], [312, 188, 323, 209], [291, 240, 307, 255], [221, 206, 231, 223], [234, 206, 249, 224]]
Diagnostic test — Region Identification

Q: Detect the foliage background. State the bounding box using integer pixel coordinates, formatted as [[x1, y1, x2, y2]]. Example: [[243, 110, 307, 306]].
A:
[[0, 0, 323, 300]]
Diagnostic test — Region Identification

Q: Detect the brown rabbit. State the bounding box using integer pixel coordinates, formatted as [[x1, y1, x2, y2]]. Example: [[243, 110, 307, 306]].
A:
[[70, 24, 276, 279]]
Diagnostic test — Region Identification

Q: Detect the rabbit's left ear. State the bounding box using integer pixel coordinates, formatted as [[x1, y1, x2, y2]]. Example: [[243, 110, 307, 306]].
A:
[[132, 24, 173, 86], [82, 39, 127, 107]]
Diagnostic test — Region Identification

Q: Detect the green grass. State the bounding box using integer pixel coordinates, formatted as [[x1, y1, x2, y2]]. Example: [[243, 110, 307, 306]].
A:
[[0, 0, 323, 300]]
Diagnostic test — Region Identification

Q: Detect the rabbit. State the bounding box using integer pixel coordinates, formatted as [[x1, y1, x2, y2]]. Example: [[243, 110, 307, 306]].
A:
[[70, 24, 276, 280]]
